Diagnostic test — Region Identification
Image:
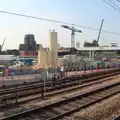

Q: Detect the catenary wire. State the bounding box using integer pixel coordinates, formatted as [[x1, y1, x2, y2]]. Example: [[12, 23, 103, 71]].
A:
[[0, 10, 99, 30], [0, 10, 120, 35], [116, 0, 120, 2], [108, 0, 120, 9], [103, 0, 120, 12]]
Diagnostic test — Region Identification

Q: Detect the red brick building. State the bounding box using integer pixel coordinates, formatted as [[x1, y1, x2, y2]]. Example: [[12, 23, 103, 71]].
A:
[[19, 51, 38, 57]]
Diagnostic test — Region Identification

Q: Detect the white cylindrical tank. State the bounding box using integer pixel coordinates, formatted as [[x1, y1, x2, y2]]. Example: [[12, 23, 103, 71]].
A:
[[49, 30, 58, 68], [49, 30, 57, 52]]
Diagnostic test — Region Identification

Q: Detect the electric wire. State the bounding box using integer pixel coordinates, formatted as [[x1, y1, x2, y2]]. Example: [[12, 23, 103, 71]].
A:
[[103, 0, 120, 12], [116, 0, 120, 2], [108, 0, 120, 9], [0, 10, 99, 31], [0, 10, 120, 35]]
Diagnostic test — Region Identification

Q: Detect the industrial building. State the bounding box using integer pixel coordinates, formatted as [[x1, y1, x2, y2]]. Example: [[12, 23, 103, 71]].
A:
[[19, 34, 38, 57], [24, 34, 36, 51], [38, 30, 58, 68], [0, 55, 18, 61], [0, 55, 18, 66]]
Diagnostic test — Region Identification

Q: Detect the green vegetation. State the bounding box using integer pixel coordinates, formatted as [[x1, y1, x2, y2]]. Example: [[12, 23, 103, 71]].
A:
[[84, 40, 99, 47]]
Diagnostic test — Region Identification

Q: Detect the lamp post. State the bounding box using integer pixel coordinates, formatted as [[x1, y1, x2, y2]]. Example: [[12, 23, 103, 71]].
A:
[[41, 70, 48, 99]]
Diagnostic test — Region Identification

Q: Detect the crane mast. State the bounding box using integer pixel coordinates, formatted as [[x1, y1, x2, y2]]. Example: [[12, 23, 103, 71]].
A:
[[71, 31, 75, 48], [0, 38, 6, 52], [61, 25, 82, 48], [97, 19, 104, 46]]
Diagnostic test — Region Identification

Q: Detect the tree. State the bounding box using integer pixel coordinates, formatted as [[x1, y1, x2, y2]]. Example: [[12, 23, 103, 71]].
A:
[[92, 40, 99, 46], [116, 50, 120, 55], [6, 49, 19, 56], [84, 40, 99, 47], [84, 41, 92, 47]]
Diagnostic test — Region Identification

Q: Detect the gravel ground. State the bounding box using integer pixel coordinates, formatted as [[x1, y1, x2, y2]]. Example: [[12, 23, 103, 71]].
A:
[[1, 75, 120, 119], [20, 75, 120, 108], [63, 93, 120, 120]]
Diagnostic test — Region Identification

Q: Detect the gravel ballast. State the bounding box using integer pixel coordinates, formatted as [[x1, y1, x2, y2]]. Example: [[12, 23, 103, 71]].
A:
[[63, 93, 120, 120]]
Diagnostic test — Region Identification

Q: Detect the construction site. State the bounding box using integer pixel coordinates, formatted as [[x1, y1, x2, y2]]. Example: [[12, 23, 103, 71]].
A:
[[0, 1, 120, 120], [0, 20, 120, 73]]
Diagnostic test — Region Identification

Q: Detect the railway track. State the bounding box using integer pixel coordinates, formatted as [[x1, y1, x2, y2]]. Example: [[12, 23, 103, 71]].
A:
[[1, 78, 120, 120], [0, 70, 120, 108], [114, 116, 120, 120], [1, 68, 120, 96], [0, 68, 119, 95], [0, 70, 120, 106]]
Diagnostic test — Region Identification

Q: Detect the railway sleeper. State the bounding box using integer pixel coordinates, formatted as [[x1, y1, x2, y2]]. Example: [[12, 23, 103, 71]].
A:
[[60, 105, 71, 111], [74, 100, 88, 105], [74, 99, 88, 105], [87, 96, 100, 101], [99, 91, 113, 95], [43, 110, 57, 118], [101, 90, 116, 95], [52, 107, 65, 114], [67, 102, 79, 108], [35, 112, 50, 120], [93, 93, 107, 98], [80, 98, 93, 103], [81, 96, 97, 102]]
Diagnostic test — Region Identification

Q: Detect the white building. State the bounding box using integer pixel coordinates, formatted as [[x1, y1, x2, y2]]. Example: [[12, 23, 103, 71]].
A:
[[0, 55, 18, 61]]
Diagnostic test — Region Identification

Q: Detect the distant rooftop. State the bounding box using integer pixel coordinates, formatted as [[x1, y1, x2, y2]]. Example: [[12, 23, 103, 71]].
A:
[[78, 46, 120, 51], [0, 55, 18, 61]]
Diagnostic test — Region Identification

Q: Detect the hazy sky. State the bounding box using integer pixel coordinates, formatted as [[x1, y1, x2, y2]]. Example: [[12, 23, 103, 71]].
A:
[[0, 0, 120, 49]]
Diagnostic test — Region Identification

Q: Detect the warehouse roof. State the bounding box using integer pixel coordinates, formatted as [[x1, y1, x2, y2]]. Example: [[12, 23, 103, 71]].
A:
[[0, 55, 18, 61]]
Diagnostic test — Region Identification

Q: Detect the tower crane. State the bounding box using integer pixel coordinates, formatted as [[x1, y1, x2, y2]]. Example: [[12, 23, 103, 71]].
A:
[[61, 25, 82, 48], [96, 19, 104, 46], [0, 38, 6, 52]]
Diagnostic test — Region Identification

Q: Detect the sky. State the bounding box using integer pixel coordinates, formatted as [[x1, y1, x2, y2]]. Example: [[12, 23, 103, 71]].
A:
[[0, 0, 120, 49]]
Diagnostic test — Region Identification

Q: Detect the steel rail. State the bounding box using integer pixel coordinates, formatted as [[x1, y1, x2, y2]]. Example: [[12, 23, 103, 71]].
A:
[[0, 70, 120, 108], [0, 68, 119, 94], [1, 80, 120, 120], [0, 72, 117, 108], [113, 116, 120, 120], [1, 71, 120, 101], [0, 68, 120, 95]]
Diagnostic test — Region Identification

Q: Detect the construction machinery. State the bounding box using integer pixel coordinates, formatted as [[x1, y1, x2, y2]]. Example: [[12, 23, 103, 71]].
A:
[[0, 38, 6, 52], [96, 19, 104, 46], [61, 25, 82, 48]]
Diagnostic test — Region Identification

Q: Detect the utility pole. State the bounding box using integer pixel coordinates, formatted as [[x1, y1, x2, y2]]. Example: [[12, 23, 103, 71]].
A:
[[97, 19, 104, 46]]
